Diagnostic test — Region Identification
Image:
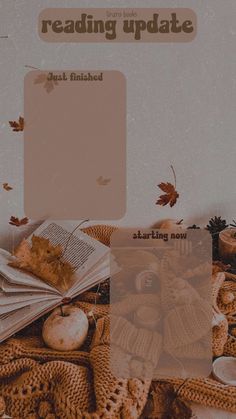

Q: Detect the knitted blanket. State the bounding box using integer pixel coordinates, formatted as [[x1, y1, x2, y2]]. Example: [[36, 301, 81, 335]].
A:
[[0, 225, 236, 418]]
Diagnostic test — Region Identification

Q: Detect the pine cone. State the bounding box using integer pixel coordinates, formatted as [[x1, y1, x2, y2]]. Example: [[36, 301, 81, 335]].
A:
[[90, 279, 110, 304], [206, 216, 228, 235], [206, 216, 228, 260]]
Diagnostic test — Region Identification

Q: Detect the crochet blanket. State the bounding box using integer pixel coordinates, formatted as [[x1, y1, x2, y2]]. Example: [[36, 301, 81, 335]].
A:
[[0, 225, 236, 418]]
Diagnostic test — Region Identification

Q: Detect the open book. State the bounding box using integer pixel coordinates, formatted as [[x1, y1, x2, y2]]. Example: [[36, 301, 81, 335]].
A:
[[0, 221, 110, 342]]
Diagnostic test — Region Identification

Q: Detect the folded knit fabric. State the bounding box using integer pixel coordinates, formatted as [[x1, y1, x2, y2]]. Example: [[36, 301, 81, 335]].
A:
[[224, 333, 236, 357], [0, 223, 151, 418], [217, 273, 236, 315], [0, 225, 235, 418], [160, 274, 201, 313], [223, 318, 236, 357], [91, 317, 151, 417], [163, 300, 212, 359], [109, 315, 162, 369], [211, 272, 229, 356], [0, 358, 94, 418], [161, 271, 228, 358], [161, 272, 212, 358], [112, 293, 160, 317], [0, 318, 150, 418], [162, 377, 236, 413], [212, 310, 228, 357], [83, 225, 117, 246]]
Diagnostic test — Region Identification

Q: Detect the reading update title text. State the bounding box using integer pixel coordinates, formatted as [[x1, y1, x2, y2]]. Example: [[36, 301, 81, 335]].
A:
[[41, 12, 194, 41]]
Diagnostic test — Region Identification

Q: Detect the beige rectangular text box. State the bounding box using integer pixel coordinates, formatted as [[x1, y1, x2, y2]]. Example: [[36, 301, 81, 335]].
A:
[[39, 8, 197, 42], [24, 70, 126, 220]]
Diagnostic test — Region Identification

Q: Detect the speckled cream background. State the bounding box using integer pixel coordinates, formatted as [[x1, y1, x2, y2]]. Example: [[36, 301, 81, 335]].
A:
[[0, 0, 236, 250]]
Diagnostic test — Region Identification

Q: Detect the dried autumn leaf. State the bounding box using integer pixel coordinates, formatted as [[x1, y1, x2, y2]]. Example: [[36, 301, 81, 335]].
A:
[[9, 235, 74, 292], [2, 182, 13, 191], [31, 235, 61, 259], [9, 216, 29, 227], [9, 116, 24, 132], [44, 80, 57, 93], [156, 182, 179, 207], [97, 176, 111, 186], [34, 73, 47, 84], [150, 381, 192, 419], [34, 73, 58, 93], [9, 239, 32, 269]]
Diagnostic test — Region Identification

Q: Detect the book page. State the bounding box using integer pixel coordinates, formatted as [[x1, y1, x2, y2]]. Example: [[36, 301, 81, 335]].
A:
[[0, 291, 57, 306], [0, 277, 55, 294], [0, 293, 59, 316], [0, 299, 61, 342], [30, 220, 110, 293], [68, 253, 110, 297], [0, 249, 58, 292]]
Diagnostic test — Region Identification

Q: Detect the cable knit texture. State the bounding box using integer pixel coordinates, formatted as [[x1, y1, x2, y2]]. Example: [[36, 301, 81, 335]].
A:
[[0, 225, 236, 417]]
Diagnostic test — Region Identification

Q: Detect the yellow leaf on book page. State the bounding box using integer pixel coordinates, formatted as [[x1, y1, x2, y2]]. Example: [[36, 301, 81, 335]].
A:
[[9, 235, 74, 292]]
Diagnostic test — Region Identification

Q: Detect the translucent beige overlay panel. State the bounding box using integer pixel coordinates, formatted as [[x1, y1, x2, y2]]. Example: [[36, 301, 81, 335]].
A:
[[24, 70, 126, 220], [110, 229, 212, 380]]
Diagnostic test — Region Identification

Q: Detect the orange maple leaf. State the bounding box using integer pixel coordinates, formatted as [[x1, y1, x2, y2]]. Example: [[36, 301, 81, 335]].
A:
[[9, 216, 29, 227], [156, 165, 179, 208], [9, 116, 24, 132], [2, 183, 13, 191], [9, 235, 74, 292], [34, 73, 58, 93], [97, 176, 111, 186], [156, 182, 179, 207], [9, 239, 32, 267]]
